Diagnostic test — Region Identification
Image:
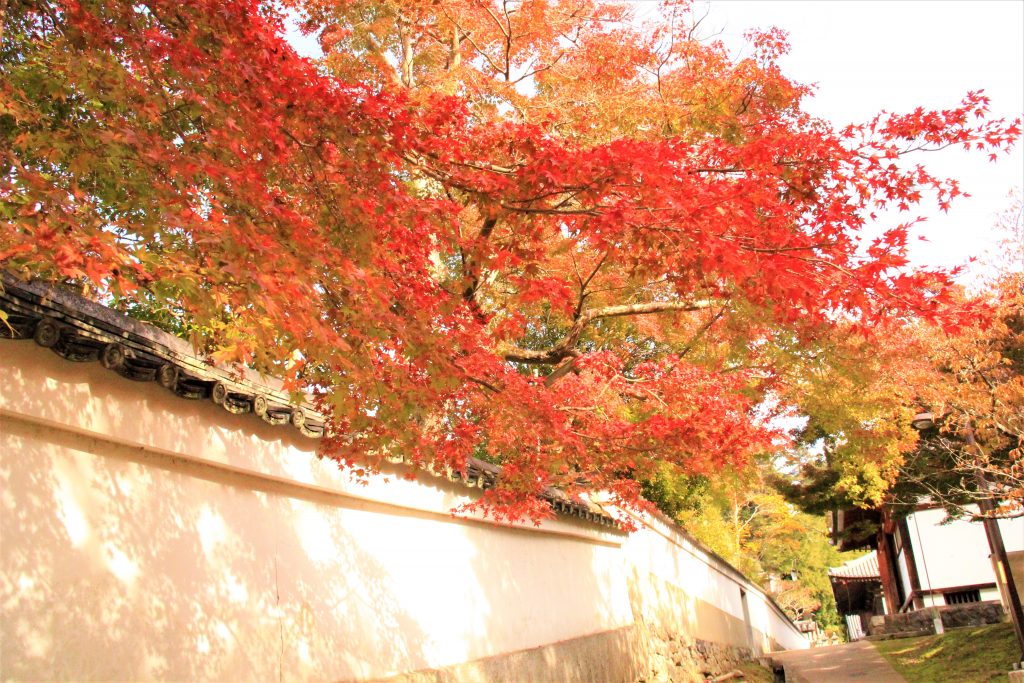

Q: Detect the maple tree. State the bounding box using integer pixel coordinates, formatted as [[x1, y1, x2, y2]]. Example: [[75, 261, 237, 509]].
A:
[[2, 0, 1021, 522], [899, 272, 1024, 519], [774, 324, 933, 515], [778, 274, 1023, 525]]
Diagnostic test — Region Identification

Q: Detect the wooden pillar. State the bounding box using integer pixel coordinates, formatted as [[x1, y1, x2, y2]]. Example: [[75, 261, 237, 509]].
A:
[[876, 518, 901, 615]]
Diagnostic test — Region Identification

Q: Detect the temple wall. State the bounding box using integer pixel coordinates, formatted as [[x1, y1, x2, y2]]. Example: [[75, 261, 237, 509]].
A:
[[0, 340, 806, 682], [905, 506, 1024, 603]]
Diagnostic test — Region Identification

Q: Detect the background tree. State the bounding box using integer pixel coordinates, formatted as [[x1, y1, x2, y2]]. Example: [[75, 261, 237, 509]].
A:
[[897, 272, 1023, 518], [773, 325, 933, 516], [2, 0, 1020, 521], [777, 201, 1023, 522]]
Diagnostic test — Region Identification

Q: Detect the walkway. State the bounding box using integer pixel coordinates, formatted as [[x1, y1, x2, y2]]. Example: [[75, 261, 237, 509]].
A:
[[770, 640, 906, 683]]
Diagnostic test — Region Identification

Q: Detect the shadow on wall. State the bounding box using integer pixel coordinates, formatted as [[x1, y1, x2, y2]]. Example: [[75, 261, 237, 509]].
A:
[[0, 349, 432, 681], [0, 429, 438, 680], [1, 341, 642, 682], [623, 530, 751, 647]]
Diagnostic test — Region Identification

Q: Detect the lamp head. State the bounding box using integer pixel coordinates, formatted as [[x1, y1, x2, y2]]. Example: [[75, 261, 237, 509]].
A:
[[911, 412, 935, 431]]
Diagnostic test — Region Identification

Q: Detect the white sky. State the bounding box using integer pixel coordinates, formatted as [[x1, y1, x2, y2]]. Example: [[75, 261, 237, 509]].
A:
[[695, 0, 1024, 281], [288, 1, 1024, 280]]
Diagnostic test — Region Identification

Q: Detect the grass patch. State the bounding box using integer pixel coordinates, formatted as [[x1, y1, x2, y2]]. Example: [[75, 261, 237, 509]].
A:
[[873, 622, 1021, 683], [734, 661, 775, 683]]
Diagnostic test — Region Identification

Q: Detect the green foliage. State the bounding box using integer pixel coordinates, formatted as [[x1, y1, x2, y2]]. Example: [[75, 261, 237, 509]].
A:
[[109, 291, 197, 339], [773, 327, 924, 516], [640, 463, 711, 520], [642, 463, 850, 629], [736, 661, 776, 683]]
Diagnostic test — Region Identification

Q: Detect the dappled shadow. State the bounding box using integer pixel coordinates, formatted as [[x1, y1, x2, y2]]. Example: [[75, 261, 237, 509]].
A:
[[1, 340, 432, 681], [2, 338, 640, 682]]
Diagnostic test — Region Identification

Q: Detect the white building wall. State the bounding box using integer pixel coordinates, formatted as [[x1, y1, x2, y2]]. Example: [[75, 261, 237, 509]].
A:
[[907, 507, 1024, 600], [897, 547, 914, 605]]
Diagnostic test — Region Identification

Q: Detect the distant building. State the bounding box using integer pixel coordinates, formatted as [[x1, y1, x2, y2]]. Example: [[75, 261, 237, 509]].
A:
[[831, 504, 1024, 618], [829, 551, 882, 612]]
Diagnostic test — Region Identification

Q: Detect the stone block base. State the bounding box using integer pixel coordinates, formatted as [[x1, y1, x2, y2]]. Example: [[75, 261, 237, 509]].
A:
[[867, 601, 1005, 637], [368, 626, 646, 683], [367, 622, 762, 683]]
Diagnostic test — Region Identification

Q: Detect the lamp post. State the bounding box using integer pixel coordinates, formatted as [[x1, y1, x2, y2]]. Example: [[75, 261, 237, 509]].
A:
[[911, 412, 1024, 666]]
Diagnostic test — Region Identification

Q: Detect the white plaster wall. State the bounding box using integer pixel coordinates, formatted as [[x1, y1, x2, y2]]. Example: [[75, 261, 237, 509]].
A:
[[908, 507, 1024, 594], [616, 512, 808, 653], [980, 587, 1003, 602], [897, 548, 915, 603], [0, 340, 805, 681], [999, 521, 1024, 553]]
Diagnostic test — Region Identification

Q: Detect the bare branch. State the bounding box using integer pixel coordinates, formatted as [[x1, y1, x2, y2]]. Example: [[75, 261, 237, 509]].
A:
[[679, 306, 727, 358]]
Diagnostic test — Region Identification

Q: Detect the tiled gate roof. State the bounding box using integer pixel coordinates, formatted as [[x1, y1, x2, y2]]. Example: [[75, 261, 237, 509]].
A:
[[829, 550, 880, 582]]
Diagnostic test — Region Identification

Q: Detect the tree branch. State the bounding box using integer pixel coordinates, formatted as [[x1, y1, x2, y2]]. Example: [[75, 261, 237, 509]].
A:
[[462, 216, 498, 311], [679, 306, 727, 357], [502, 299, 716, 364]]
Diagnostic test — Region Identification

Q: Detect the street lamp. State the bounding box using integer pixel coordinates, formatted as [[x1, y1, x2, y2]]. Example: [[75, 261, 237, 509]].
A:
[[910, 412, 935, 431], [910, 414, 1024, 667]]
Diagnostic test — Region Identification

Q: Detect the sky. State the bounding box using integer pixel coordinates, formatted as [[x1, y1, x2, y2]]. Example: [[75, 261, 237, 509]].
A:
[[288, 1, 1024, 282], [694, 0, 1024, 282]]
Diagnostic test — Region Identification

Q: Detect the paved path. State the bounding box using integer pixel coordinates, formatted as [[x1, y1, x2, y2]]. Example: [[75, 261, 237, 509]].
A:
[[769, 640, 906, 683]]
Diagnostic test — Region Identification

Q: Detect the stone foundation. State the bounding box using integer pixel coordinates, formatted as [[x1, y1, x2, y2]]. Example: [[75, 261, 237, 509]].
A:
[[367, 622, 759, 683], [868, 601, 1006, 636], [369, 626, 646, 683], [639, 624, 754, 682]]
